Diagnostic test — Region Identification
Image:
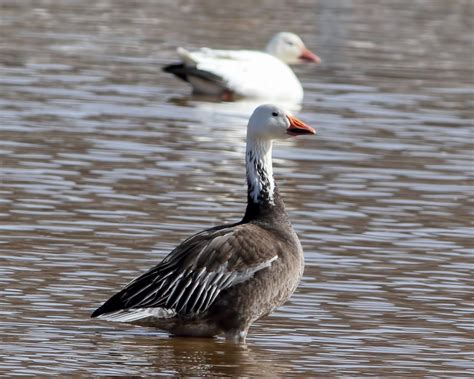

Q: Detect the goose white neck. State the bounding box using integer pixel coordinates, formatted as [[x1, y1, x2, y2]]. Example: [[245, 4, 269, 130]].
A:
[[246, 138, 275, 205]]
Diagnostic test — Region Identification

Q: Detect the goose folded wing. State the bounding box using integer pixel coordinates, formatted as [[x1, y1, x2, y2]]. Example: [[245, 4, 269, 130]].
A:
[[183, 50, 279, 96], [91, 224, 278, 320]]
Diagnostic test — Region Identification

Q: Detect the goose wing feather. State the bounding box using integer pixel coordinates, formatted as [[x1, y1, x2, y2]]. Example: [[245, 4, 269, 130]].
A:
[[91, 224, 278, 319]]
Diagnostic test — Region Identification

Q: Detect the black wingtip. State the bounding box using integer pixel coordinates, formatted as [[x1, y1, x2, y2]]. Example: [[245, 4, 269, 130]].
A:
[[91, 299, 116, 318], [90, 307, 102, 318], [91, 289, 127, 318], [162, 63, 180, 73], [162, 63, 189, 82]]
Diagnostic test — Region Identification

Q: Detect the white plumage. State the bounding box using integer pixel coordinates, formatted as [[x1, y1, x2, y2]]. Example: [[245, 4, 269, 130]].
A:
[[164, 32, 321, 102]]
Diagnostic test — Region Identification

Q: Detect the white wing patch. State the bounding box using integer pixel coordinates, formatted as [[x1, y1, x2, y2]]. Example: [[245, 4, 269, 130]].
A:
[[232, 255, 278, 285], [96, 307, 176, 323]]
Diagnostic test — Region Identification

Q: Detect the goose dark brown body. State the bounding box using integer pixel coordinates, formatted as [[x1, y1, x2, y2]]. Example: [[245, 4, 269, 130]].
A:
[[91, 104, 315, 342]]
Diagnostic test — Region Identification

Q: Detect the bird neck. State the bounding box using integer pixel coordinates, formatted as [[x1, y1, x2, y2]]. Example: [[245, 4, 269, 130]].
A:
[[265, 41, 287, 63], [265, 46, 282, 62], [243, 138, 286, 222], [246, 138, 274, 205]]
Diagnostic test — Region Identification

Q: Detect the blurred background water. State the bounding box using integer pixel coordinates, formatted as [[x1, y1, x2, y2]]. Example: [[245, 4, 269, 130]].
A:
[[0, 0, 473, 376]]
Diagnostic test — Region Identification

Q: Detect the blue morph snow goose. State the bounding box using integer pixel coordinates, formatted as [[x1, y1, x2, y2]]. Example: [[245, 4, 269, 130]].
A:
[[163, 32, 321, 102], [91, 104, 316, 342]]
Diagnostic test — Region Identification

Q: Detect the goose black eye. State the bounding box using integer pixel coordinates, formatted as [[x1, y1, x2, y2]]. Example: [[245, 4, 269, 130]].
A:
[[272, 112, 278, 117], [286, 41, 294, 46]]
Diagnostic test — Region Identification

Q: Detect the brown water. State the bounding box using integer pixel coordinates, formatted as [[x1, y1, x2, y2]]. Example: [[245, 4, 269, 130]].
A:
[[1, 0, 473, 376]]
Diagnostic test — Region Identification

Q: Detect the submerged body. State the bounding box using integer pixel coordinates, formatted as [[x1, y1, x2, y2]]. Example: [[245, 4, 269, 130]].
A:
[[91, 105, 316, 342], [163, 32, 321, 102]]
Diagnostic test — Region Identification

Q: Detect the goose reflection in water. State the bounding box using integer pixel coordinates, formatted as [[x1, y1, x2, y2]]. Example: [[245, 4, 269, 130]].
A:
[[148, 338, 288, 378]]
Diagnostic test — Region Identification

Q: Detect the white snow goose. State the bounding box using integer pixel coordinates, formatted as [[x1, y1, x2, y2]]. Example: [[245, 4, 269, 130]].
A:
[[91, 104, 316, 342], [163, 32, 321, 102]]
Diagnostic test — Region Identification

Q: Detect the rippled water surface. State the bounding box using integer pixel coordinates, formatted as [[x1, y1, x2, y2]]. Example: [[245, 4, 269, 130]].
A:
[[1, 0, 473, 376]]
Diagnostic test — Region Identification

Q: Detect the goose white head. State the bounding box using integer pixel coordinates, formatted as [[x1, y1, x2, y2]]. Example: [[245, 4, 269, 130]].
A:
[[245, 104, 315, 205], [266, 32, 321, 65], [247, 104, 316, 141]]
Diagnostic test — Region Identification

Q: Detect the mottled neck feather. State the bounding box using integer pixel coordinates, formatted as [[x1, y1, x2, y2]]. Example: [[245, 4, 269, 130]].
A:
[[243, 138, 287, 222], [246, 139, 274, 205]]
